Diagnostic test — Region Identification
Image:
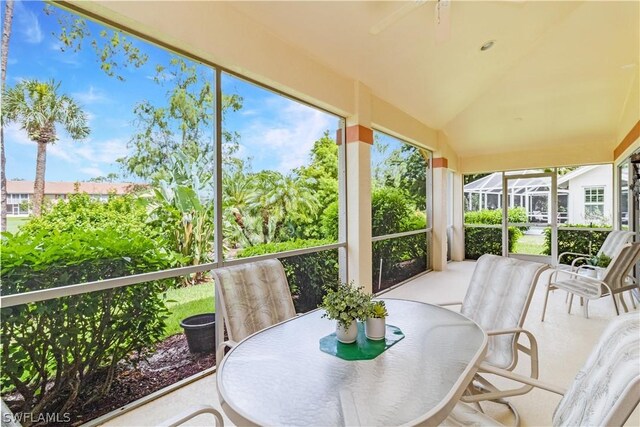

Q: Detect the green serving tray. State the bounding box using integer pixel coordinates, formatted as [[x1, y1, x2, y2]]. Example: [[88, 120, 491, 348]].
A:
[[319, 322, 405, 361]]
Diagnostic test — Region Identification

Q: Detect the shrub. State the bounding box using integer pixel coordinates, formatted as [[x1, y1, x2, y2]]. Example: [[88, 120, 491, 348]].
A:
[[1, 227, 178, 423], [463, 207, 526, 259], [464, 207, 527, 225], [21, 192, 150, 236], [543, 225, 610, 265], [371, 187, 427, 281], [320, 201, 339, 241], [237, 239, 338, 313], [372, 187, 422, 235], [464, 226, 522, 259]]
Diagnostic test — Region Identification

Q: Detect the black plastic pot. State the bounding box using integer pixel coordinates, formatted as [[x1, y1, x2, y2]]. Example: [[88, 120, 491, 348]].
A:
[[180, 313, 215, 354]]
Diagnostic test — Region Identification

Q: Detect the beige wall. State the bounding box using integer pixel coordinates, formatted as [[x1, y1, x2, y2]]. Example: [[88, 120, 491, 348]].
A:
[[616, 68, 639, 154]]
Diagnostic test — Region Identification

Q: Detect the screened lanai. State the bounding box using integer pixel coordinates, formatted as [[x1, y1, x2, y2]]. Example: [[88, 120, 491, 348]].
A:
[[464, 171, 570, 223]]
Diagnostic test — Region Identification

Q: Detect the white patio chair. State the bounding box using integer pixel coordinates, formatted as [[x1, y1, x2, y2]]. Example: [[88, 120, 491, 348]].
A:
[[211, 259, 296, 363], [554, 229, 633, 273], [1, 400, 20, 427], [440, 254, 548, 423], [442, 313, 640, 427], [542, 242, 640, 320], [157, 405, 224, 427]]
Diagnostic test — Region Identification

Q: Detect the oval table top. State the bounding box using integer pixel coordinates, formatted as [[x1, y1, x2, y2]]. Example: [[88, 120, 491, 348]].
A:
[[217, 298, 487, 426]]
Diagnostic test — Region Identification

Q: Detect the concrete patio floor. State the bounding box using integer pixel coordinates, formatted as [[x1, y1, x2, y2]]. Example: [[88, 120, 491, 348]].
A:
[[102, 260, 640, 427]]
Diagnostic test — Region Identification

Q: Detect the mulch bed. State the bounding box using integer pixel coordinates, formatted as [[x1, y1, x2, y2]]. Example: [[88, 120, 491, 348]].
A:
[[5, 333, 215, 426], [376, 259, 427, 292]]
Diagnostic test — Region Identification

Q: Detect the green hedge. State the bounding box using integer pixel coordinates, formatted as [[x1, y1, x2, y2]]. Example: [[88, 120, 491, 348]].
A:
[[543, 226, 610, 265], [1, 227, 177, 421], [372, 187, 427, 282], [463, 208, 526, 259], [464, 226, 522, 259], [237, 239, 338, 313], [464, 207, 527, 225]]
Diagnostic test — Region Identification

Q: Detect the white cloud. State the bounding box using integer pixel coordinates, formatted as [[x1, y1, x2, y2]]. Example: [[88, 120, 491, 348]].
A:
[[71, 86, 110, 105], [85, 111, 97, 124], [239, 99, 334, 174], [15, 1, 43, 44], [47, 143, 75, 162], [80, 166, 105, 177], [55, 54, 82, 68], [4, 123, 129, 168], [54, 136, 129, 164], [146, 72, 175, 82], [4, 123, 32, 146]]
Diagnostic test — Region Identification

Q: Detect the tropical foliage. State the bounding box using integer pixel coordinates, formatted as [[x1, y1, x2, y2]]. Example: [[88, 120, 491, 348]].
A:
[[1, 226, 176, 423]]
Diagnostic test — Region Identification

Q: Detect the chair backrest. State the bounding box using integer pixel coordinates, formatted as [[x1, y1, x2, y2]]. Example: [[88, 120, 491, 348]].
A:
[[598, 230, 635, 259], [601, 242, 640, 291], [1, 399, 21, 427], [553, 314, 640, 427], [461, 254, 547, 370], [212, 259, 296, 343]]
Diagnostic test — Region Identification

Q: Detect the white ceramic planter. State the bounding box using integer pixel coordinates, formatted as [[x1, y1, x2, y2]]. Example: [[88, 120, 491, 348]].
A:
[[336, 320, 358, 343], [365, 317, 386, 341]]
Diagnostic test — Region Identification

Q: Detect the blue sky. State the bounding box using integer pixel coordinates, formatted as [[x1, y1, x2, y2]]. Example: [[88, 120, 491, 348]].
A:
[[3, 1, 339, 183]]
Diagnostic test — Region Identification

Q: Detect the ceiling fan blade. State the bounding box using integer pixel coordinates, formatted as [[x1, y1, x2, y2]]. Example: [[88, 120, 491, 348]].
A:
[[435, 0, 451, 43], [370, 0, 428, 35]]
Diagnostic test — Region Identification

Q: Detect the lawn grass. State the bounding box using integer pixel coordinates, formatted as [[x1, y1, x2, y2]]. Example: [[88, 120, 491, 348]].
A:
[[514, 234, 545, 255], [162, 282, 215, 338], [6, 217, 29, 233]]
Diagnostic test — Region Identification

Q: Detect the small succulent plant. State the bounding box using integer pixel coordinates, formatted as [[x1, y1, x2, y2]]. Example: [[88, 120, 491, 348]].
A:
[[368, 300, 388, 319], [587, 254, 611, 268]]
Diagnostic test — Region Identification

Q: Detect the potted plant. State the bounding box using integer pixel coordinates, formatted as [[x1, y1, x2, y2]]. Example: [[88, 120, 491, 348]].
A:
[[584, 254, 611, 279], [587, 254, 612, 268], [365, 300, 388, 341], [320, 282, 369, 343]]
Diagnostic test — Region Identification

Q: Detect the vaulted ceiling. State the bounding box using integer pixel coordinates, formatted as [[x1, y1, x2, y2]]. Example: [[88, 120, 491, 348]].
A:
[[228, 0, 639, 160], [68, 0, 639, 169]]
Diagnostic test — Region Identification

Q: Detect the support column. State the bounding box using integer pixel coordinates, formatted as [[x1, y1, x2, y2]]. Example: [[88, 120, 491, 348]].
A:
[[432, 157, 448, 270], [452, 172, 465, 261], [346, 125, 373, 293], [346, 83, 373, 293]]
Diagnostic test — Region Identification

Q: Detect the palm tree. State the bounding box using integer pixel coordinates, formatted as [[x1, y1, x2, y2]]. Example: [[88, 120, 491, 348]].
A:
[[1, 0, 15, 231], [2, 80, 90, 216], [247, 171, 320, 243]]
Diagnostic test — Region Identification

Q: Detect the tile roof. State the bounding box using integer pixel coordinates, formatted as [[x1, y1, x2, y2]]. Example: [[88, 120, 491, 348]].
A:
[[6, 180, 135, 195]]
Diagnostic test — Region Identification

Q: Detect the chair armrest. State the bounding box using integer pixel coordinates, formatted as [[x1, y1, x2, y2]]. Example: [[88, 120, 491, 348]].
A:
[[157, 404, 224, 427], [478, 363, 566, 396], [438, 301, 463, 307], [462, 328, 543, 403], [560, 269, 602, 283], [570, 256, 591, 269], [557, 251, 589, 265], [216, 340, 238, 365]]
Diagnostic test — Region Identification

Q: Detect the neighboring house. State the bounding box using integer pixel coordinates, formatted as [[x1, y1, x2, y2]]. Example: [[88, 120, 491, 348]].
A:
[[6, 180, 135, 217], [557, 165, 613, 225], [464, 165, 613, 225]]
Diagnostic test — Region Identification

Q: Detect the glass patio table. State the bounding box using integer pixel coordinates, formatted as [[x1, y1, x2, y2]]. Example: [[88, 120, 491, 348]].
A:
[[216, 298, 487, 426]]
